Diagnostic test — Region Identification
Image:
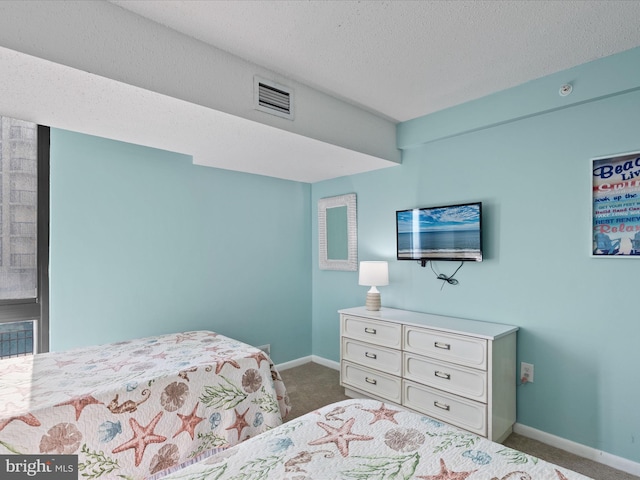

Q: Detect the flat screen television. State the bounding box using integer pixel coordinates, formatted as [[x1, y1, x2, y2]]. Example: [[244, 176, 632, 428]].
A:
[[396, 202, 483, 264]]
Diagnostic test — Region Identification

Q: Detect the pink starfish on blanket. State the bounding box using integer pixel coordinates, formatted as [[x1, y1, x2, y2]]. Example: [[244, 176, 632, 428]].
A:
[[360, 403, 401, 424], [173, 403, 204, 440], [214, 358, 241, 374], [0, 413, 41, 432], [416, 458, 477, 480], [245, 351, 269, 367], [308, 417, 374, 457], [0, 359, 30, 375], [55, 395, 103, 421], [101, 359, 133, 372], [174, 332, 199, 343], [113, 411, 167, 467], [225, 407, 250, 440], [54, 358, 79, 368]]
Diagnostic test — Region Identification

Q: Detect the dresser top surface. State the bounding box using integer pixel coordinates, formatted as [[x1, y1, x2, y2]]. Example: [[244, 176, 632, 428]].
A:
[[339, 306, 518, 340]]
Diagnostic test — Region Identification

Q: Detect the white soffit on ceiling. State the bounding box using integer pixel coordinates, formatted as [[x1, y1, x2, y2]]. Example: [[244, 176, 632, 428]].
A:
[[0, 47, 397, 183], [111, 0, 640, 122]]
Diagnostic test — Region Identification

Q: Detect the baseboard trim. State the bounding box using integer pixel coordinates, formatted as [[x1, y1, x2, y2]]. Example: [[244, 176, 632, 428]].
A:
[[311, 355, 340, 370], [514, 423, 640, 476], [275, 355, 339, 371], [276, 356, 312, 371]]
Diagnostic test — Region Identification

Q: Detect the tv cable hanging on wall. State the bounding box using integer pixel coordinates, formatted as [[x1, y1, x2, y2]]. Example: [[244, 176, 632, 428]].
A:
[[428, 261, 464, 289]]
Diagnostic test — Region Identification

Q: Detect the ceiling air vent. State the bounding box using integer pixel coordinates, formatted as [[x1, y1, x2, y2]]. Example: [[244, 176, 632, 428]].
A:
[[254, 76, 294, 120]]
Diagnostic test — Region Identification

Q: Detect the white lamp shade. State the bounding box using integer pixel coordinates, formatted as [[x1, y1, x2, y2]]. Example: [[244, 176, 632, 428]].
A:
[[358, 261, 389, 287]]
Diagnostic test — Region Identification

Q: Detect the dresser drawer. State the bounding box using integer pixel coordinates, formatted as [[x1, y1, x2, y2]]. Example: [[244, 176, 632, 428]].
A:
[[342, 315, 402, 349], [404, 326, 487, 369], [342, 338, 402, 376], [404, 353, 487, 402], [341, 361, 402, 403], [403, 380, 486, 436]]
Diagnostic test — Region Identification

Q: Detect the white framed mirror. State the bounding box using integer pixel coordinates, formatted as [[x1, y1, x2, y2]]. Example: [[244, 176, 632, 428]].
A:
[[318, 193, 357, 271]]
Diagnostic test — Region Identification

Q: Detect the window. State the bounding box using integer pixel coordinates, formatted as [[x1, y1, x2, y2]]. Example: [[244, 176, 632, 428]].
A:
[[0, 116, 49, 358]]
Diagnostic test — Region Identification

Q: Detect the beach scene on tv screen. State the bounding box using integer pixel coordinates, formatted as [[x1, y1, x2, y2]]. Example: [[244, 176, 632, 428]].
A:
[[397, 204, 481, 260]]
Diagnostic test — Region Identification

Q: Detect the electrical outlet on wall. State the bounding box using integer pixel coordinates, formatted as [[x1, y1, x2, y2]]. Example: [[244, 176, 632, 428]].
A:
[[521, 362, 534, 383]]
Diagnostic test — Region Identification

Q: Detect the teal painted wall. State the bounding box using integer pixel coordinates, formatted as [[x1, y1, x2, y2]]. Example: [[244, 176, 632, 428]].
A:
[[312, 47, 640, 462], [50, 129, 312, 364]]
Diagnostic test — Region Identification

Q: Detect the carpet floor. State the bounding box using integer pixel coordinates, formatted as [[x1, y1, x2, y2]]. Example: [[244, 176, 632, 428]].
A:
[[280, 362, 639, 480]]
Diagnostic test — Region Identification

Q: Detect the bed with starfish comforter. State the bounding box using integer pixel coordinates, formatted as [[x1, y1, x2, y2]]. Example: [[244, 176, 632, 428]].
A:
[[0, 330, 290, 479], [159, 398, 591, 480]]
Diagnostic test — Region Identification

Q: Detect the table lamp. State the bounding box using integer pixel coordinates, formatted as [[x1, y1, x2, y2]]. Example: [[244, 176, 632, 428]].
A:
[[358, 261, 389, 311]]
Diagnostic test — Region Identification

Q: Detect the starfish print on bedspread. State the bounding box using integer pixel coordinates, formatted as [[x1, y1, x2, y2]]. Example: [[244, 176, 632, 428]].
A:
[[245, 351, 269, 368], [112, 411, 167, 467], [417, 458, 477, 480], [214, 358, 241, 374], [54, 358, 78, 368], [556, 470, 570, 480], [174, 333, 198, 343], [0, 413, 41, 432], [308, 417, 374, 457], [2, 361, 31, 374], [204, 345, 224, 353], [101, 359, 133, 372], [173, 402, 204, 440], [55, 395, 102, 421], [225, 407, 250, 440], [360, 402, 401, 424]]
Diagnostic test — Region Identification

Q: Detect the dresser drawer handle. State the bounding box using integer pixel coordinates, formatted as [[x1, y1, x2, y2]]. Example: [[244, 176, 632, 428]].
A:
[[434, 371, 451, 380], [434, 401, 450, 411], [365, 377, 377, 385], [434, 341, 451, 350], [364, 327, 377, 335], [365, 352, 377, 359]]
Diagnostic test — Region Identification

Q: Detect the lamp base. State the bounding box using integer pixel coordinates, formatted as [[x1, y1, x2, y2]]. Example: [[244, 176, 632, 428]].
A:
[[365, 292, 381, 311]]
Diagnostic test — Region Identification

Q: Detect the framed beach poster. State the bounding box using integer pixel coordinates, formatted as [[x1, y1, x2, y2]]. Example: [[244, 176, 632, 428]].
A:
[[592, 151, 640, 257]]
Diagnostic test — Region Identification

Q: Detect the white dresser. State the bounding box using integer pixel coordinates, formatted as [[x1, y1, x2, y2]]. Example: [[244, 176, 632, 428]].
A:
[[339, 306, 518, 442]]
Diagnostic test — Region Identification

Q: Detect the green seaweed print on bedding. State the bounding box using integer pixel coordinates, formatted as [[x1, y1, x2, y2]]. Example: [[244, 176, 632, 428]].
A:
[[0, 440, 23, 454], [342, 452, 420, 480], [425, 430, 480, 453], [77, 443, 121, 479], [496, 447, 540, 465], [250, 386, 280, 414], [188, 432, 229, 458], [199, 377, 248, 410], [228, 453, 285, 480]]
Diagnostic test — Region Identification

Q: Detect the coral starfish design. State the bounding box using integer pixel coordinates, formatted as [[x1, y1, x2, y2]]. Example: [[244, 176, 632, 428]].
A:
[[1, 362, 31, 374], [556, 470, 569, 480], [55, 395, 102, 420], [0, 413, 41, 432], [245, 351, 270, 367], [173, 402, 204, 440], [103, 359, 133, 372], [308, 417, 374, 457], [417, 458, 477, 479], [54, 358, 77, 368], [112, 411, 167, 467], [360, 403, 401, 424], [174, 333, 198, 343], [214, 358, 241, 374], [225, 407, 250, 440]]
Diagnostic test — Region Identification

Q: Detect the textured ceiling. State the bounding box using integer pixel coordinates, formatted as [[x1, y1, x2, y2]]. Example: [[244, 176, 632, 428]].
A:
[[110, 0, 640, 122]]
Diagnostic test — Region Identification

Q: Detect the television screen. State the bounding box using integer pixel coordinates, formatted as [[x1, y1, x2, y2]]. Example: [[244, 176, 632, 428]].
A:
[[396, 202, 483, 263]]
